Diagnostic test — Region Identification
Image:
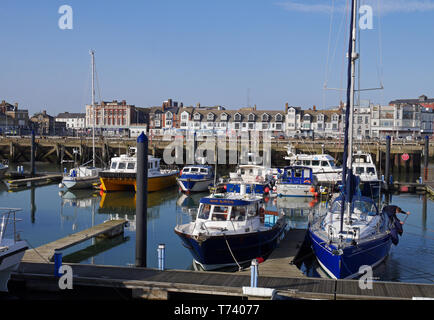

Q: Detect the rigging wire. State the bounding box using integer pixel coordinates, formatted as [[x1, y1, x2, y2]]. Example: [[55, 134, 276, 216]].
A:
[[323, 0, 335, 109]]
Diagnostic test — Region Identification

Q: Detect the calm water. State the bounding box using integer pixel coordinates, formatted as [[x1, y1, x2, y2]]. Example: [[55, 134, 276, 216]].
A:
[[0, 162, 433, 284]]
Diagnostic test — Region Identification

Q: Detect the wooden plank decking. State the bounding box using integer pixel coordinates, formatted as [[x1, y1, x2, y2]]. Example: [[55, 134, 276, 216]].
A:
[[238, 228, 307, 278], [23, 219, 127, 263], [11, 262, 434, 300], [7, 174, 62, 188]]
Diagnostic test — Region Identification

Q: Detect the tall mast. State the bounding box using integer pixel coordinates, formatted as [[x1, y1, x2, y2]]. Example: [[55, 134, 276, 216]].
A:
[[340, 0, 358, 232], [90, 50, 96, 168], [346, 0, 358, 218]]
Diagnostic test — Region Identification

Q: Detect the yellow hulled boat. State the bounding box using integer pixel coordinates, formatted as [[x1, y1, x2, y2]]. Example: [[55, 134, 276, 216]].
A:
[[99, 148, 178, 192]]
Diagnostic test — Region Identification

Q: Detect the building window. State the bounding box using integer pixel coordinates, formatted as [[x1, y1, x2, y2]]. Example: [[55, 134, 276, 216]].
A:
[[276, 123, 282, 130], [262, 122, 268, 130], [248, 123, 254, 130], [248, 114, 255, 121], [234, 123, 240, 129], [234, 113, 241, 121], [221, 113, 228, 121], [276, 114, 283, 122]]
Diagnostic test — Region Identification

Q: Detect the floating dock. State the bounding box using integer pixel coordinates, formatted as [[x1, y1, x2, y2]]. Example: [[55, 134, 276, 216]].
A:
[[11, 225, 434, 300], [10, 261, 434, 300], [7, 174, 62, 189], [23, 219, 128, 263], [238, 229, 307, 278]]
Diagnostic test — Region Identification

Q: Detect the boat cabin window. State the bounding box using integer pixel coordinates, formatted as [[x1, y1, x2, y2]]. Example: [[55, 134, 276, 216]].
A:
[[211, 206, 229, 221], [295, 161, 302, 165], [330, 200, 343, 214], [230, 206, 246, 221], [118, 162, 126, 170], [366, 167, 375, 174], [321, 161, 328, 167], [200, 168, 208, 174], [246, 204, 258, 218], [353, 200, 377, 216], [127, 163, 135, 170], [356, 167, 365, 175], [190, 168, 199, 173], [312, 160, 320, 166], [329, 161, 336, 167], [111, 162, 117, 169], [183, 168, 190, 173], [303, 160, 311, 166], [148, 162, 152, 169], [293, 169, 303, 178], [198, 204, 211, 219]]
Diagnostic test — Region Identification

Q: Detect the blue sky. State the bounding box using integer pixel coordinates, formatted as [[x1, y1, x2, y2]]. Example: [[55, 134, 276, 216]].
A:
[[1, 0, 434, 115]]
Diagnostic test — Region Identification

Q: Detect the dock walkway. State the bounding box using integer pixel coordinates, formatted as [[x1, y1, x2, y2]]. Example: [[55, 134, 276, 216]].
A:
[[238, 229, 306, 278], [7, 174, 62, 188], [23, 219, 128, 263], [11, 262, 434, 300]]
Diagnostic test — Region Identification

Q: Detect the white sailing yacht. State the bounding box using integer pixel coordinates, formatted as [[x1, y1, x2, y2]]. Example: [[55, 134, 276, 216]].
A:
[[61, 50, 102, 190]]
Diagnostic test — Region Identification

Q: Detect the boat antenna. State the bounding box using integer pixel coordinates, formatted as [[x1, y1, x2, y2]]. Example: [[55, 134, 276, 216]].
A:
[[339, 0, 358, 233], [90, 50, 96, 168]]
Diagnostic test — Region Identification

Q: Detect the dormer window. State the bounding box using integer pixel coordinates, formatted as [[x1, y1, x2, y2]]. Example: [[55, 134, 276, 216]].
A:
[[248, 113, 255, 122], [303, 114, 311, 121], [194, 113, 201, 121], [262, 113, 269, 122], [275, 113, 283, 122], [317, 114, 324, 122], [207, 113, 215, 121], [220, 113, 228, 121], [234, 113, 242, 121], [181, 112, 189, 120], [166, 111, 173, 120]]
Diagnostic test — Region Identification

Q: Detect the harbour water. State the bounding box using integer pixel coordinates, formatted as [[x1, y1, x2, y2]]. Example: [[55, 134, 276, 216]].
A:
[[1, 162, 433, 284]]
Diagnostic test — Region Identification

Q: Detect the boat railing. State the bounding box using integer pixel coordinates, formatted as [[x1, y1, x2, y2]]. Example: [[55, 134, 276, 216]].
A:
[[0, 208, 23, 244]]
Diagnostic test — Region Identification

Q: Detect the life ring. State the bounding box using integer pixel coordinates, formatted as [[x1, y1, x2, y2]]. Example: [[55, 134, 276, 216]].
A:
[[304, 179, 311, 184]]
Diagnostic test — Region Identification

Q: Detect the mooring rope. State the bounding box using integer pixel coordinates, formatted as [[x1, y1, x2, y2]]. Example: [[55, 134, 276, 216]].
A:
[[223, 233, 243, 271]]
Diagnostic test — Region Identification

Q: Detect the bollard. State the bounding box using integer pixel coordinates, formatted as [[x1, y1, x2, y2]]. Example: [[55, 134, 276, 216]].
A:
[[158, 244, 165, 270], [135, 132, 148, 268], [250, 259, 258, 288], [54, 249, 62, 277], [31, 129, 35, 177], [385, 135, 391, 191]]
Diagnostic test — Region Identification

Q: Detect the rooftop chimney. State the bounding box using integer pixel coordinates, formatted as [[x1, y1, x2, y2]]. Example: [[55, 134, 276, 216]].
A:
[[285, 102, 289, 113]]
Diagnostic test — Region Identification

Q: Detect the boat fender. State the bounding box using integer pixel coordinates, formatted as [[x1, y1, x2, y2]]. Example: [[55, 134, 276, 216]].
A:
[[390, 227, 399, 245], [259, 207, 265, 223], [304, 179, 310, 184]]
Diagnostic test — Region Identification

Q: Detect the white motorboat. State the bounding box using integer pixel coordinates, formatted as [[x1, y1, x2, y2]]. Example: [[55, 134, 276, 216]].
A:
[[225, 164, 274, 195], [284, 145, 342, 185], [352, 151, 381, 198], [0, 162, 8, 180], [0, 208, 28, 291], [61, 161, 102, 190]]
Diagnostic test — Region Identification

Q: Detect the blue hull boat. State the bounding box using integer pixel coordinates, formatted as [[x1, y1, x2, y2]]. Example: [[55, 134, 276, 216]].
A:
[[174, 192, 286, 270]]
